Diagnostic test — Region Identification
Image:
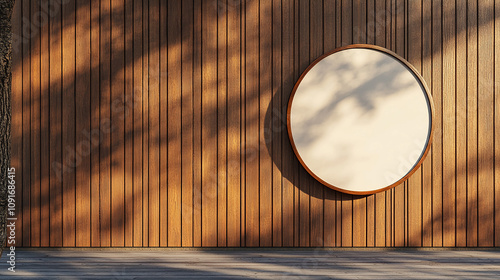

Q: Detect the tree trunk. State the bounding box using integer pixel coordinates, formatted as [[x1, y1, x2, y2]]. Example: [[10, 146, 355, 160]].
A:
[[0, 0, 15, 257]]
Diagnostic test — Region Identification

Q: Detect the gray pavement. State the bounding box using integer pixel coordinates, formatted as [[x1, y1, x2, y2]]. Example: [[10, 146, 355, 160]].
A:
[[0, 249, 499, 279]]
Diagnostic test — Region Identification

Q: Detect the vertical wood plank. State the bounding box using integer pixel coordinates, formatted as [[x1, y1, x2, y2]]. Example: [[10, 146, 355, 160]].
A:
[[110, 0, 126, 247], [431, 0, 443, 247], [124, 0, 134, 248], [227, 0, 242, 247], [455, 0, 467, 247], [259, 0, 273, 247], [132, 0, 143, 247], [41, 0, 53, 246], [192, 0, 202, 247], [30, 0, 41, 248], [141, 0, 150, 247], [148, 0, 160, 247], [244, 0, 259, 247], [466, 0, 478, 248], [443, 0, 456, 247], [366, 0, 375, 44], [217, 0, 228, 247], [167, 0, 183, 247], [421, 0, 433, 247], [495, 0, 500, 247], [281, 0, 295, 247], [120, 0, 134, 247], [90, 0, 101, 248], [181, 0, 194, 248], [271, 0, 282, 247], [75, 0, 91, 247], [99, 0, 111, 247], [158, 0, 168, 248], [48, 0, 61, 247], [478, 0, 495, 247], [201, 0, 218, 247], [21, 0, 31, 248], [240, 0, 246, 247], [62, 0, 76, 247]]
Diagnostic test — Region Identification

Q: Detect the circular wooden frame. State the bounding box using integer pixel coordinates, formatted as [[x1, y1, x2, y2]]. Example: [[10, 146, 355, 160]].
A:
[[287, 44, 434, 195]]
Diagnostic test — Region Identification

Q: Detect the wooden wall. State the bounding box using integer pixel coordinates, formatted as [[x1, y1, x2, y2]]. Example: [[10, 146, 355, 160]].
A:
[[11, 0, 500, 247]]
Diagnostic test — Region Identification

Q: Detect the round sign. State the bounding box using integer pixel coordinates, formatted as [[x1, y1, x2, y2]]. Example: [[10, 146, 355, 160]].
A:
[[287, 44, 434, 195]]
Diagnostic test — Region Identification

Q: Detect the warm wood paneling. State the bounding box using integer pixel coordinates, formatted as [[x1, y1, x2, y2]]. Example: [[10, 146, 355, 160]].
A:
[[11, 0, 500, 247]]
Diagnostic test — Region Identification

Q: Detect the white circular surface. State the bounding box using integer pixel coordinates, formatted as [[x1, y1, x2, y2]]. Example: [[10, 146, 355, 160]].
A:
[[289, 47, 432, 194]]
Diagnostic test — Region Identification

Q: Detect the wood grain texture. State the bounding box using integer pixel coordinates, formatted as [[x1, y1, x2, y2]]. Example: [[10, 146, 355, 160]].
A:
[[442, 0, 456, 247], [167, 0, 182, 247], [110, 0, 125, 247], [456, 0, 467, 247], [259, 0, 273, 248], [181, 0, 194, 248], [30, 0, 41, 248], [244, 0, 259, 247], [421, 0, 433, 248], [99, 0, 111, 247], [192, 0, 202, 247], [148, 0, 160, 247], [132, 0, 143, 247], [61, 0, 76, 247], [123, 0, 134, 248], [75, 0, 91, 247], [407, 0, 422, 248], [217, 0, 228, 248], [271, 0, 282, 247], [48, 0, 62, 247], [495, 0, 500, 247], [141, 0, 149, 247], [201, 0, 218, 247], [467, 0, 478, 248], [478, 0, 495, 247], [11, 0, 500, 248], [227, 0, 241, 248], [158, 0, 168, 248], [281, 0, 295, 247]]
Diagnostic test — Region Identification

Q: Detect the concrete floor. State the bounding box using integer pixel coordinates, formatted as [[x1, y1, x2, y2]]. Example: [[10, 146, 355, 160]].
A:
[[1, 249, 499, 279]]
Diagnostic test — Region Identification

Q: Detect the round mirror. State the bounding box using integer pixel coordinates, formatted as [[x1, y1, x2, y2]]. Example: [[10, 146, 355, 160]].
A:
[[287, 44, 434, 195]]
